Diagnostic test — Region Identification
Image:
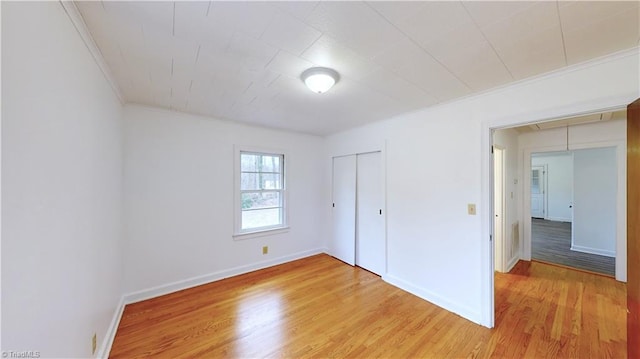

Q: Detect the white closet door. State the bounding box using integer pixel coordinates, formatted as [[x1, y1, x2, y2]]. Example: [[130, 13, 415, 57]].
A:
[[331, 155, 356, 265], [356, 152, 385, 275]]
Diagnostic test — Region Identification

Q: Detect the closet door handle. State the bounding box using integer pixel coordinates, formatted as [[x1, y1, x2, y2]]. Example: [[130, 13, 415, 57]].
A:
[[379, 209, 382, 215]]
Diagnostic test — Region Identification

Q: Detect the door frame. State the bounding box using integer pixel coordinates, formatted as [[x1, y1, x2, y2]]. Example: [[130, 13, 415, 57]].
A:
[[482, 99, 630, 327], [521, 141, 625, 280], [627, 98, 640, 359]]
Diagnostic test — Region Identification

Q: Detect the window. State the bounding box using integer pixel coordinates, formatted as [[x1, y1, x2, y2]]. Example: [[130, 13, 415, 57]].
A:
[[235, 148, 287, 237]]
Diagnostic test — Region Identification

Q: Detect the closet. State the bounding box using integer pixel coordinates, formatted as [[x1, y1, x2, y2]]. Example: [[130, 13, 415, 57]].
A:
[[330, 152, 385, 275]]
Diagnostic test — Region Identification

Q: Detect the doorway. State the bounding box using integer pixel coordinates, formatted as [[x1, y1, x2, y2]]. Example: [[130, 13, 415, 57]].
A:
[[529, 148, 616, 276], [488, 108, 628, 329]]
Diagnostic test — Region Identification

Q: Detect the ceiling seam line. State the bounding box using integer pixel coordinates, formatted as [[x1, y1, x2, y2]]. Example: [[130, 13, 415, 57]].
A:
[[555, 1, 569, 66], [364, 1, 474, 92], [298, 32, 323, 57], [264, 50, 280, 69], [357, 4, 443, 102], [195, 44, 201, 65], [267, 74, 281, 88], [349, 75, 435, 108], [306, 1, 322, 22], [459, 2, 515, 80]]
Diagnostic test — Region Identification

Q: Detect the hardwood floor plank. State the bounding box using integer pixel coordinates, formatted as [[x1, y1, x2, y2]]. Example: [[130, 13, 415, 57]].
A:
[[109, 254, 626, 358]]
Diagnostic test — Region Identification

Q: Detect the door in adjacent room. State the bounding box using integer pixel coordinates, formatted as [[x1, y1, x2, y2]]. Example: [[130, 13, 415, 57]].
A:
[[531, 166, 546, 218]]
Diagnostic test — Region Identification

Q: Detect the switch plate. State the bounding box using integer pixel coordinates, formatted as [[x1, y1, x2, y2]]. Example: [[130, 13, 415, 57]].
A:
[[468, 204, 476, 215]]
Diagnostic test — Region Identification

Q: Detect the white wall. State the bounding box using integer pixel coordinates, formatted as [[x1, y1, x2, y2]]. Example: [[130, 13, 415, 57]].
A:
[[123, 105, 326, 298], [519, 119, 627, 280], [572, 147, 617, 257], [493, 129, 520, 270], [532, 152, 573, 222], [326, 48, 638, 326], [2, 2, 124, 357]]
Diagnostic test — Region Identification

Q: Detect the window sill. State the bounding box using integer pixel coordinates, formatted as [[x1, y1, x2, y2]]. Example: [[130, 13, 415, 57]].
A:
[[233, 226, 290, 241]]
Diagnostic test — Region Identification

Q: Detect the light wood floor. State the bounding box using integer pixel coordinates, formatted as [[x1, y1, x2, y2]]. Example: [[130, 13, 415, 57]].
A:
[[110, 254, 626, 358]]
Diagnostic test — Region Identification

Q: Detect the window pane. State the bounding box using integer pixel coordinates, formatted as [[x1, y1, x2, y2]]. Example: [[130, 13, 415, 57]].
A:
[[238, 150, 285, 233], [241, 173, 281, 190], [531, 170, 540, 194], [241, 153, 258, 172], [241, 191, 281, 210], [242, 208, 282, 230], [241, 153, 281, 173], [260, 155, 281, 172]]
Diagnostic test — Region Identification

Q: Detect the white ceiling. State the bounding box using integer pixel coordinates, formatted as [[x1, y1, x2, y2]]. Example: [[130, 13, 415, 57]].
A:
[[513, 109, 627, 133], [76, 1, 640, 135]]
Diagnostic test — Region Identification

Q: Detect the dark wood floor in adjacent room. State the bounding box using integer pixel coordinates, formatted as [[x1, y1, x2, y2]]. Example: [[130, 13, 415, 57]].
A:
[[109, 254, 626, 358], [531, 218, 615, 276]]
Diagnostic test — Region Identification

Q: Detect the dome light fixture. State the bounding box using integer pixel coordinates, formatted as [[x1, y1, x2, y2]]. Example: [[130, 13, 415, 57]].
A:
[[301, 67, 340, 94]]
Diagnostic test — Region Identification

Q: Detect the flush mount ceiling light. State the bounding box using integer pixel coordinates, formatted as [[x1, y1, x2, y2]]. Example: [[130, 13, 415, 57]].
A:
[[301, 67, 340, 94]]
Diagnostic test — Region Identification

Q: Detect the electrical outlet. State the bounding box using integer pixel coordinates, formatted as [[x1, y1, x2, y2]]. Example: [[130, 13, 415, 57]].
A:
[[468, 204, 476, 215], [92, 333, 97, 355], [262, 246, 268, 254]]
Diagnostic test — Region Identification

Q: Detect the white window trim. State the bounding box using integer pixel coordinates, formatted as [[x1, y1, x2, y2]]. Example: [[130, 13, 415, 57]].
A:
[[233, 145, 289, 240]]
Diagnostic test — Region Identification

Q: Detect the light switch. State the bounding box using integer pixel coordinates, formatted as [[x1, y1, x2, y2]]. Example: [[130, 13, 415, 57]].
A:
[[468, 204, 476, 215]]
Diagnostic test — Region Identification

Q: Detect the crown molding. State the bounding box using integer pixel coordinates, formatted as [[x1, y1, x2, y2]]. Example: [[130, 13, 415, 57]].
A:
[[59, 1, 124, 104]]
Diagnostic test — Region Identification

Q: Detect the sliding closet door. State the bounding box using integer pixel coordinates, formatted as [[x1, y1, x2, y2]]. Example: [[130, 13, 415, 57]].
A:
[[356, 152, 385, 275], [331, 155, 356, 265]]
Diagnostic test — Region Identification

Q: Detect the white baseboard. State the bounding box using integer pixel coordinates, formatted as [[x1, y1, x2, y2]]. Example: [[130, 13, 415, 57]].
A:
[[123, 248, 324, 304], [545, 216, 572, 223], [506, 255, 520, 272], [570, 244, 615, 257], [382, 274, 482, 326], [97, 297, 125, 359]]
